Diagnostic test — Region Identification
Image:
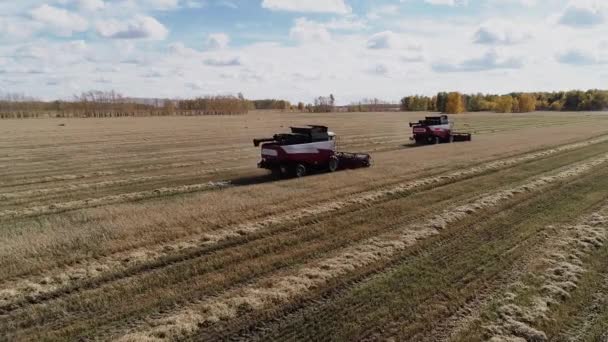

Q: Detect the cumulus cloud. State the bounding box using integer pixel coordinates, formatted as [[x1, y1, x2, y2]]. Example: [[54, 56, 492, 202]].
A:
[[559, 2, 605, 28], [367, 31, 421, 50], [262, 0, 351, 14], [422, 0, 468, 6], [76, 0, 105, 12], [473, 21, 532, 45], [324, 17, 367, 30], [30, 4, 88, 36], [185, 1, 206, 9], [206, 33, 230, 49], [169, 42, 200, 56], [433, 50, 524, 72], [0, 17, 39, 39], [370, 63, 389, 76], [204, 56, 241, 66], [290, 18, 331, 43], [367, 5, 400, 20], [557, 47, 608, 65], [96, 15, 169, 40], [147, 0, 180, 10]]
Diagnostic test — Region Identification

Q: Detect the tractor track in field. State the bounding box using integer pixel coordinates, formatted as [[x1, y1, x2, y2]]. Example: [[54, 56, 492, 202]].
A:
[[2, 137, 607, 312], [214, 191, 556, 342], [112, 153, 608, 342], [0, 166, 249, 203], [230, 172, 608, 342], [473, 207, 608, 342], [407, 203, 608, 342], [0, 180, 232, 220], [0, 133, 403, 188], [554, 274, 608, 342], [3, 132, 607, 218], [0, 155, 249, 189]]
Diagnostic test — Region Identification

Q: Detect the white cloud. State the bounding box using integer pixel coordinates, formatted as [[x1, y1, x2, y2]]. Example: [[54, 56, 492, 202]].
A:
[[147, 0, 180, 11], [6, 0, 608, 103], [290, 18, 331, 43], [185, 1, 207, 9], [367, 31, 421, 50], [262, 0, 351, 14], [369, 63, 389, 76], [422, 0, 468, 6], [324, 17, 367, 31], [557, 46, 608, 65], [96, 15, 169, 40], [0, 17, 40, 39], [204, 56, 242, 66], [169, 42, 200, 56], [559, 2, 606, 28], [30, 4, 88, 36], [367, 5, 400, 20], [76, 0, 105, 12], [206, 33, 230, 49], [433, 50, 524, 72], [473, 21, 532, 45]]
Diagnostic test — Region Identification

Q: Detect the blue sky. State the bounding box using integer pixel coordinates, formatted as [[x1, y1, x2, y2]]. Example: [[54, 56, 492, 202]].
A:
[[1, 0, 607, 104]]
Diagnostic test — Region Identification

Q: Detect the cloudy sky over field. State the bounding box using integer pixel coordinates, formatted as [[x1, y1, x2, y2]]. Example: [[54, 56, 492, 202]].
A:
[[1, 0, 607, 103]]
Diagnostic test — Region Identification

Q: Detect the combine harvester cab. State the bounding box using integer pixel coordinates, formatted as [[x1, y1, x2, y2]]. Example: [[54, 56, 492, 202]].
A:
[[254, 125, 371, 178], [409, 115, 472, 145]]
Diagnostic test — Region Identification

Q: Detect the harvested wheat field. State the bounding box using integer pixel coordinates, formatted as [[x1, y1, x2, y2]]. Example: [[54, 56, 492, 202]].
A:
[[3, 110, 608, 341]]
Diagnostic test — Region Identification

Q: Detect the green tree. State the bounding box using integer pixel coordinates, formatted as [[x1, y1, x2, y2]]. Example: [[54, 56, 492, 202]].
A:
[[436, 92, 448, 113]]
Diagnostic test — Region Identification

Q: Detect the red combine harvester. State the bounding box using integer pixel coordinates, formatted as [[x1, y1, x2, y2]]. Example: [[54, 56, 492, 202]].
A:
[[254, 125, 372, 177], [409, 115, 472, 145]]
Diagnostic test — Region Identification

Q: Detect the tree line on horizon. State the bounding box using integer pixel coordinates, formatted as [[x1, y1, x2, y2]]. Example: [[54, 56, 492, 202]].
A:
[[0, 91, 250, 118], [400, 90, 608, 114], [2, 89, 608, 119]]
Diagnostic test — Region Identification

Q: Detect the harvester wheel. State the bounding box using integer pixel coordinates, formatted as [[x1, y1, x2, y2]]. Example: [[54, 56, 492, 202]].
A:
[[328, 157, 339, 172], [448, 135, 454, 143], [295, 164, 307, 178], [432, 136, 440, 145]]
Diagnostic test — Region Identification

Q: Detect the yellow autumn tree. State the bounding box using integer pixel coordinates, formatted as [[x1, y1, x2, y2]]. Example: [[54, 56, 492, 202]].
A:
[[494, 95, 514, 113], [444, 92, 465, 114], [518, 94, 536, 113]]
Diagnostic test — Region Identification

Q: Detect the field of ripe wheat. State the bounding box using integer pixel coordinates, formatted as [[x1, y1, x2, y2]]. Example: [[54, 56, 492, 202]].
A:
[[2, 110, 608, 341]]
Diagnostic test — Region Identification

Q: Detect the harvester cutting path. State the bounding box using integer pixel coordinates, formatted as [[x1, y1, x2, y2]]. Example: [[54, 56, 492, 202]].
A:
[[410, 115, 472, 145], [254, 125, 372, 177]]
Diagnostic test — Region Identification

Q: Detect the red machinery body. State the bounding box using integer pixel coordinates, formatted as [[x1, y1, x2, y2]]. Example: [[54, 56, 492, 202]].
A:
[[410, 115, 472, 145], [260, 138, 336, 168], [254, 125, 371, 177]]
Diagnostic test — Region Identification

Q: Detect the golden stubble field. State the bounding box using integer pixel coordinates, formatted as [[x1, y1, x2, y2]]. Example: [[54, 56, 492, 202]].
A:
[[2, 110, 608, 341]]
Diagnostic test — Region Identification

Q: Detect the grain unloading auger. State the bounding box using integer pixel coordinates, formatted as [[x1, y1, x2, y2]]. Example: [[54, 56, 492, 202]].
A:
[[409, 115, 472, 145], [254, 125, 372, 178]]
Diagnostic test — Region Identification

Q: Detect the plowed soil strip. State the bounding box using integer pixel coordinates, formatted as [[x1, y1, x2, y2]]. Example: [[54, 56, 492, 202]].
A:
[[2, 138, 607, 309], [115, 152, 608, 341]]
